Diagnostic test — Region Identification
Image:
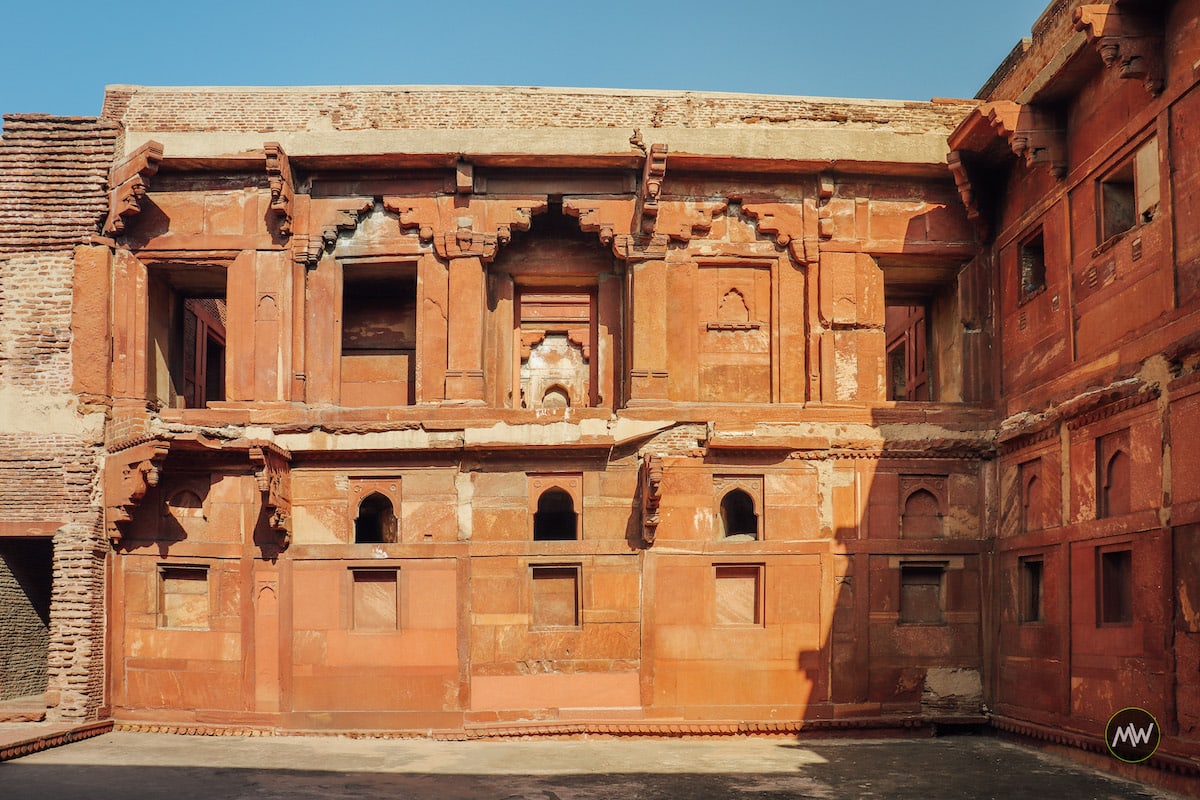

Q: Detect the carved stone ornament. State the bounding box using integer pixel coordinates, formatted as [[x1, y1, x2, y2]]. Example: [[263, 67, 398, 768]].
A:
[[103, 141, 164, 237], [1074, 4, 1165, 96], [636, 143, 668, 235], [292, 199, 373, 268], [264, 142, 295, 237], [641, 453, 664, 545], [740, 200, 811, 264], [248, 442, 292, 547], [104, 439, 171, 544]]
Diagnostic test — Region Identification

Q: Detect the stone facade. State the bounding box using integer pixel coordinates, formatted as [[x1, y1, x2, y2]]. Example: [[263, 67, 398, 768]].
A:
[[0, 0, 1196, 788]]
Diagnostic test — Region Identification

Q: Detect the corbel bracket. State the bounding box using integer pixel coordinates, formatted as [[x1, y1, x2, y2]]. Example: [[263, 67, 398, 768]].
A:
[[946, 151, 990, 241], [1074, 4, 1164, 96], [103, 141, 164, 237], [635, 143, 668, 235], [656, 200, 728, 242], [1009, 106, 1067, 179], [612, 233, 670, 262], [641, 453, 664, 545], [950, 101, 1066, 180], [291, 199, 373, 268], [740, 199, 812, 264], [264, 142, 295, 237], [104, 439, 171, 545], [248, 441, 292, 548]]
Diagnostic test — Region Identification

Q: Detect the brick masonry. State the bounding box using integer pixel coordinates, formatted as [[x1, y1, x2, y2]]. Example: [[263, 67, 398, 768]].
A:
[[0, 114, 116, 721]]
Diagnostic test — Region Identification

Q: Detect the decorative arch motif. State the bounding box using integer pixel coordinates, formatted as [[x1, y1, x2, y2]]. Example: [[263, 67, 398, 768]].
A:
[[899, 475, 948, 539]]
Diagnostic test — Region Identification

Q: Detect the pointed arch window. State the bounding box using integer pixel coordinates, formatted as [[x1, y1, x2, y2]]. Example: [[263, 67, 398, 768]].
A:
[[533, 488, 578, 541], [355, 492, 398, 544], [720, 489, 759, 539]]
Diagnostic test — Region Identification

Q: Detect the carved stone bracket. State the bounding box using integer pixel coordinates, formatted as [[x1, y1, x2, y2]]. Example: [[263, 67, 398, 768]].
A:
[[438, 230, 499, 261], [384, 196, 544, 262], [248, 441, 292, 547], [947, 151, 989, 241], [292, 199, 373, 268], [641, 453, 664, 545], [612, 233, 670, 261], [104, 439, 171, 544], [563, 197, 631, 250], [656, 200, 728, 242], [740, 200, 812, 264], [636, 144, 668, 235], [1009, 106, 1067, 179], [386, 197, 439, 242], [265, 142, 295, 237], [103, 141, 164, 237], [817, 174, 835, 243], [1074, 4, 1164, 96]]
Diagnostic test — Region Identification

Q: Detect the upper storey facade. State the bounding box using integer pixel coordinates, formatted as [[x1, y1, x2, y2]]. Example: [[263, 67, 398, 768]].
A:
[[82, 86, 984, 443]]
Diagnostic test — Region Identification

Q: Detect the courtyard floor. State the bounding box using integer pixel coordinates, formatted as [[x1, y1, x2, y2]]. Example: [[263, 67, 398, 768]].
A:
[[1, 729, 1193, 799]]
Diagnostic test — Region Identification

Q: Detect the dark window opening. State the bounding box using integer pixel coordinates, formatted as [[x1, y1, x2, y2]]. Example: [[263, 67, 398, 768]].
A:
[[720, 489, 759, 539], [885, 303, 930, 401], [148, 266, 227, 409], [533, 489, 578, 541], [341, 265, 416, 406], [1099, 137, 1159, 244], [354, 493, 398, 544], [1020, 557, 1044, 623], [900, 564, 944, 624], [1099, 548, 1133, 625], [1018, 230, 1046, 302]]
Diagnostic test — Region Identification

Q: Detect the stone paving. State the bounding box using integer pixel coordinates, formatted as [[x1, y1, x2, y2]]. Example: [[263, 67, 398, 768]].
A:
[[0, 731, 1190, 799]]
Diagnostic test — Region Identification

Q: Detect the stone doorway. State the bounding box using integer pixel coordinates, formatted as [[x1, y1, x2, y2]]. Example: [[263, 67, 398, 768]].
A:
[[0, 538, 52, 718]]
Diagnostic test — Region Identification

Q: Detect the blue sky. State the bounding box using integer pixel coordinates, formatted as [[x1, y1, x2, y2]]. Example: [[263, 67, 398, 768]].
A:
[[3, 0, 1051, 117]]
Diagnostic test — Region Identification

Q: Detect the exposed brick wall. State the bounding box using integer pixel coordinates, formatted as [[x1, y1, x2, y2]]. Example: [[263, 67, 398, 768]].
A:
[[0, 435, 98, 526], [643, 423, 706, 455], [0, 115, 117, 254], [0, 539, 52, 700], [0, 114, 114, 721], [103, 86, 972, 135], [48, 521, 107, 720], [0, 254, 75, 392]]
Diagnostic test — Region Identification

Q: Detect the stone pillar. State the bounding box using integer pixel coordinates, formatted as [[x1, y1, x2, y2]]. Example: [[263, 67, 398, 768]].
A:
[[445, 255, 486, 402], [627, 258, 669, 401], [47, 521, 107, 721]]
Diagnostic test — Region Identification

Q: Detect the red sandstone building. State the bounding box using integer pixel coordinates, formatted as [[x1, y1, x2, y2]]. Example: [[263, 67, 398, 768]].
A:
[[1, 0, 1197, 788]]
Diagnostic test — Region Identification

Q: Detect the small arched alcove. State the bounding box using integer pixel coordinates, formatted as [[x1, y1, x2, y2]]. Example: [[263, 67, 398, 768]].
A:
[[542, 384, 571, 409], [1101, 449, 1131, 518], [533, 488, 578, 541], [720, 489, 759, 539], [901, 488, 943, 539], [354, 492, 398, 544], [1021, 473, 1042, 533]]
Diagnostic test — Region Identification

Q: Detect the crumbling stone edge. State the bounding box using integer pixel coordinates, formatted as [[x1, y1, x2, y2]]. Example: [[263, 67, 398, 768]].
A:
[[0, 720, 112, 762]]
